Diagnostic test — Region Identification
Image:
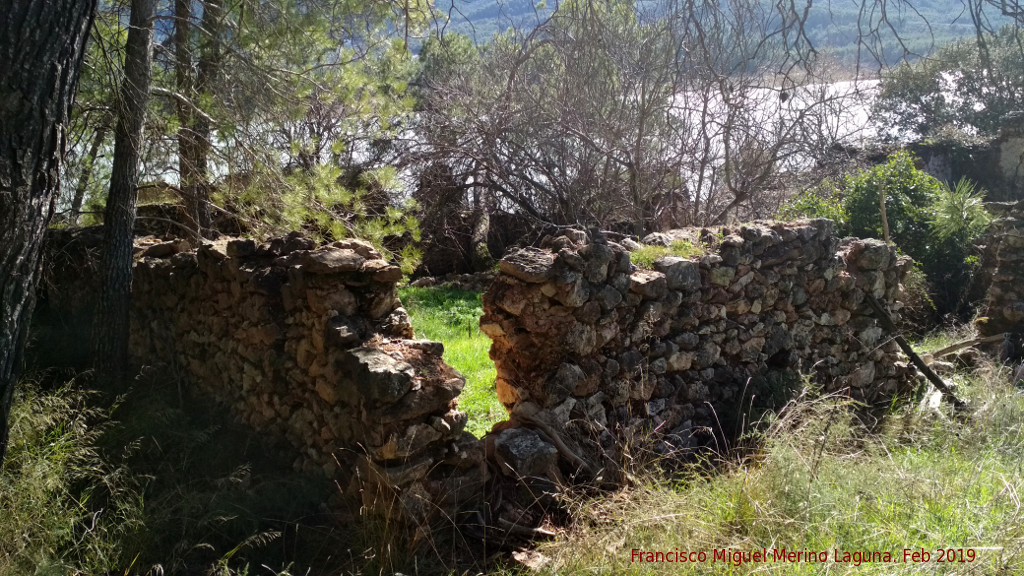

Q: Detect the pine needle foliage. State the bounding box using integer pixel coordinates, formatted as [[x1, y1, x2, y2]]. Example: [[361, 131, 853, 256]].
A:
[[930, 177, 991, 245]]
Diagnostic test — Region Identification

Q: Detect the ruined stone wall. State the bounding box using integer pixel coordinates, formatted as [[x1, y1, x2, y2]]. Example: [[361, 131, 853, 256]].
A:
[[996, 112, 1024, 195], [977, 202, 1024, 339], [39, 221, 923, 523], [129, 234, 486, 520], [905, 112, 1024, 202], [481, 220, 918, 479]]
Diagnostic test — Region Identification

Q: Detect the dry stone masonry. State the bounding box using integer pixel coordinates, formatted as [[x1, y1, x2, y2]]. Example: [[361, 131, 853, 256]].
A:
[[481, 220, 918, 482], [129, 233, 487, 522], [977, 201, 1024, 339], [39, 220, 925, 529]]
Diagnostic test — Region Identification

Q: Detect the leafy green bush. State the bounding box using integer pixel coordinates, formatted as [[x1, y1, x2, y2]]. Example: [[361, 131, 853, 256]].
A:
[[780, 151, 990, 315], [843, 151, 937, 250], [776, 180, 847, 224]]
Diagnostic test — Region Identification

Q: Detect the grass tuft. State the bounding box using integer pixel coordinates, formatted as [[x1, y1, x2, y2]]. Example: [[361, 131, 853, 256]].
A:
[[1, 373, 359, 575], [630, 240, 705, 270]]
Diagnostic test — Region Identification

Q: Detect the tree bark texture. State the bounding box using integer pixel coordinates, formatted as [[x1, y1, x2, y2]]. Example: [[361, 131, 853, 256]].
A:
[[94, 0, 155, 385], [0, 0, 96, 466]]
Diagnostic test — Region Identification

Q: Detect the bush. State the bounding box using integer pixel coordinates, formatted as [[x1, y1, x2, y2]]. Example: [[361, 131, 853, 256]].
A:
[[776, 180, 847, 224], [780, 151, 990, 316], [220, 164, 423, 274], [843, 150, 937, 250]]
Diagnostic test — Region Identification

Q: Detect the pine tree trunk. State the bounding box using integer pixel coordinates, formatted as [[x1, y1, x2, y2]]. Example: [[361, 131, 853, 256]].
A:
[[0, 0, 96, 466], [94, 0, 155, 386], [191, 0, 223, 236], [174, 0, 203, 244], [175, 0, 222, 243]]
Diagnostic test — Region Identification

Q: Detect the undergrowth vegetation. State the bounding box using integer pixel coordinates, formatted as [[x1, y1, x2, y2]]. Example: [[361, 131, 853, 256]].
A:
[[398, 285, 503, 437], [512, 363, 1024, 575], [6, 326, 1023, 574], [780, 151, 991, 316], [0, 372, 365, 576], [630, 240, 706, 270]]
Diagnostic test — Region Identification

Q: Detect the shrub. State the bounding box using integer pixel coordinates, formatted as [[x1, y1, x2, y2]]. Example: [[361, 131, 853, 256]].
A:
[[221, 164, 423, 274], [781, 151, 990, 316], [930, 177, 991, 246], [776, 180, 848, 224], [842, 150, 937, 251]]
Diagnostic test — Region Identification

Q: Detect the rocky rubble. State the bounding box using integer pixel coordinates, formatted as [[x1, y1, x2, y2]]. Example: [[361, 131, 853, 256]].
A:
[[130, 232, 487, 522], [480, 220, 918, 483]]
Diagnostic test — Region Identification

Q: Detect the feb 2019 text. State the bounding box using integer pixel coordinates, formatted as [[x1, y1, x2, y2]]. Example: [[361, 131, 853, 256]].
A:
[[630, 547, 978, 567]]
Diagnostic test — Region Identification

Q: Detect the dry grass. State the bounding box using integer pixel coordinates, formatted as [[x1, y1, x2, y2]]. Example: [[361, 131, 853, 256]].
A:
[[502, 361, 1024, 575]]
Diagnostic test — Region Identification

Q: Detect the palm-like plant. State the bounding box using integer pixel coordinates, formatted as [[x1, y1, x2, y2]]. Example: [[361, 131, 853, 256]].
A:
[[930, 177, 991, 246]]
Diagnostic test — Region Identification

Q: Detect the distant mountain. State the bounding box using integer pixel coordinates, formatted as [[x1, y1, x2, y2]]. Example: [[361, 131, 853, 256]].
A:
[[429, 0, 1004, 62], [431, 0, 555, 43]]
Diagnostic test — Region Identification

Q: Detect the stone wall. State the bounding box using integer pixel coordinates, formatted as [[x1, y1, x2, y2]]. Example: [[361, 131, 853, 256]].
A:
[[906, 112, 1024, 202], [38, 220, 924, 526], [977, 201, 1024, 339], [480, 220, 918, 480], [996, 112, 1024, 195], [128, 233, 486, 521]]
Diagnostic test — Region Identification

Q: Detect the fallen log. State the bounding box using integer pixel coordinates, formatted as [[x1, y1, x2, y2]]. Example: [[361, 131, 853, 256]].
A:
[[930, 334, 1004, 359], [864, 294, 968, 411]]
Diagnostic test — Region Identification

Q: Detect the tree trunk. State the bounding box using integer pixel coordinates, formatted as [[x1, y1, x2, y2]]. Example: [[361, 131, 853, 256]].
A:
[[192, 0, 224, 234], [0, 0, 96, 467], [879, 185, 891, 244], [94, 0, 155, 386], [70, 121, 109, 225], [175, 0, 222, 244], [469, 188, 494, 271], [174, 0, 203, 244]]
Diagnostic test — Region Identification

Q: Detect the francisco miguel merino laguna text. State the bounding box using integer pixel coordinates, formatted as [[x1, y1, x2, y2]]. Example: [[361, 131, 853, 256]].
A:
[[629, 547, 973, 566]]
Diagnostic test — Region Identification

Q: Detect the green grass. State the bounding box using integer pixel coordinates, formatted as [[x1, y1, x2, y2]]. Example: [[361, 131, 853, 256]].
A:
[[399, 285, 504, 438], [507, 363, 1024, 575], [631, 240, 705, 270], [912, 323, 978, 356], [0, 380, 131, 576]]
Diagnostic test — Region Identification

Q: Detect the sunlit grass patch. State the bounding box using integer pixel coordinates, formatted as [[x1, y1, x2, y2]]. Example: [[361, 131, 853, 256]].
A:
[[631, 240, 705, 270], [399, 285, 504, 437], [912, 323, 979, 356]]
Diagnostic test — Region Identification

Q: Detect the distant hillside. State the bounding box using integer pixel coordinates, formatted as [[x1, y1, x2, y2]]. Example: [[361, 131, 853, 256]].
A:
[[432, 0, 554, 42], [430, 0, 1004, 63]]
